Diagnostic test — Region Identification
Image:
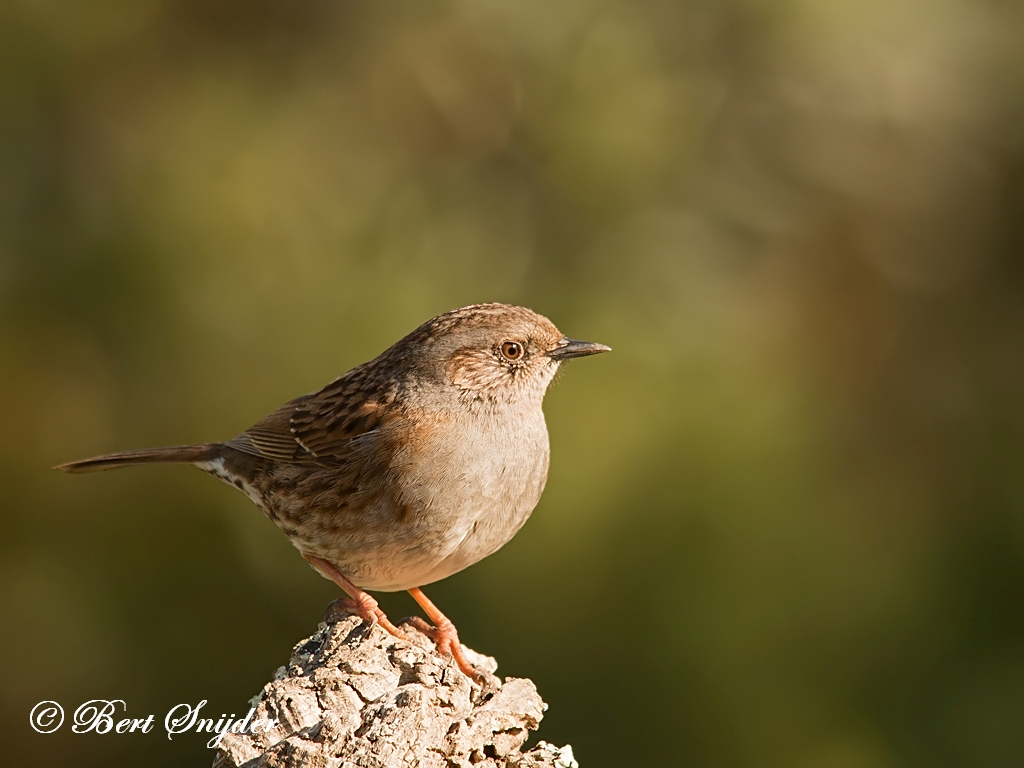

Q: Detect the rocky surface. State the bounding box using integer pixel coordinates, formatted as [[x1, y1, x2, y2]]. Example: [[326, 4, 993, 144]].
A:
[[212, 614, 578, 768]]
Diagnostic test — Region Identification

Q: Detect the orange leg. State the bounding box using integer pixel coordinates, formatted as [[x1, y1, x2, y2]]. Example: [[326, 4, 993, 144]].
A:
[[303, 555, 407, 639], [407, 587, 484, 682]]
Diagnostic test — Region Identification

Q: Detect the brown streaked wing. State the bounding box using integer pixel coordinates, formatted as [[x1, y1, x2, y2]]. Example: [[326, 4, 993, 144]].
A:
[[226, 397, 313, 464], [226, 366, 395, 465]]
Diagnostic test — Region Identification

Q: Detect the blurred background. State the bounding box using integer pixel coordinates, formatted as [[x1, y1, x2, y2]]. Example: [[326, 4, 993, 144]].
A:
[[2, 1, 1023, 766]]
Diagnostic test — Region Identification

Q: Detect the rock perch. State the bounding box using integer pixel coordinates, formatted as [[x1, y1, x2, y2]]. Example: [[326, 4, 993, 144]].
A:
[[212, 614, 578, 768]]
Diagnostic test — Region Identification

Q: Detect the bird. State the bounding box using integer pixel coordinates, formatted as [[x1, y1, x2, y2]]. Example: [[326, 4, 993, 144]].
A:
[[56, 303, 609, 681]]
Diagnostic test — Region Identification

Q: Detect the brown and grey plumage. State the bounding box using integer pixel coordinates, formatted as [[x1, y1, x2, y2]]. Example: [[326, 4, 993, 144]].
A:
[[57, 303, 610, 680]]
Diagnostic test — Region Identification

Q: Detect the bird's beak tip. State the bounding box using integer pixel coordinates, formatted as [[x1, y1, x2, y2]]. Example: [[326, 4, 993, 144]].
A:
[[547, 338, 612, 361]]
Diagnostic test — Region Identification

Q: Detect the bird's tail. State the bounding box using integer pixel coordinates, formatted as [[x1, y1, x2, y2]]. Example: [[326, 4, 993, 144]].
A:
[[54, 444, 221, 473]]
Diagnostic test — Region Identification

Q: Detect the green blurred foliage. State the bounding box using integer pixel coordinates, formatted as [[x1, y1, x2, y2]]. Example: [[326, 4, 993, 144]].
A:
[[2, 0, 1024, 766]]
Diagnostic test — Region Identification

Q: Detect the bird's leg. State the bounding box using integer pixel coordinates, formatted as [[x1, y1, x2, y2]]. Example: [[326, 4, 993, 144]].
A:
[[303, 555, 407, 639], [407, 587, 484, 682]]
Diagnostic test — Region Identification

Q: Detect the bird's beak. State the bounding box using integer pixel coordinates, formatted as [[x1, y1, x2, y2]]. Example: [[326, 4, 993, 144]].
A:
[[547, 338, 612, 361]]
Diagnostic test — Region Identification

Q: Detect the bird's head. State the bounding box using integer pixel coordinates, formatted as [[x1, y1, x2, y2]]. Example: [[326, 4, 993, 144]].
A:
[[389, 303, 609, 406]]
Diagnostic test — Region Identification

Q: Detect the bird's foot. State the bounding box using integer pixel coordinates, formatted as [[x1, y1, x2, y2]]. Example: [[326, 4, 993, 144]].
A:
[[323, 596, 359, 623], [409, 616, 486, 683], [348, 591, 408, 640], [323, 596, 399, 631], [305, 554, 408, 640], [406, 588, 486, 683]]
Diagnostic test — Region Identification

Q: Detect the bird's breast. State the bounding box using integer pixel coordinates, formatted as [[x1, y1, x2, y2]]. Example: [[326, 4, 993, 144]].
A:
[[400, 406, 549, 521], [380, 404, 550, 585]]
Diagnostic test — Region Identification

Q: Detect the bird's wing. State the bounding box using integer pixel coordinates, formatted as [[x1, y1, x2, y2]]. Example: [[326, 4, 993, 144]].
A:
[[225, 366, 395, 465]]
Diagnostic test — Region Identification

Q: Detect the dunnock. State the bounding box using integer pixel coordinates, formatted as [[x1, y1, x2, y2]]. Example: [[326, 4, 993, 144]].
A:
[[57, 303, 609, 680]]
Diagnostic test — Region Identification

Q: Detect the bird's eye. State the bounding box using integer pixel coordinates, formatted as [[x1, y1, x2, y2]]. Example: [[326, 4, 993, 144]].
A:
[[500, 341, 524, 361]]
